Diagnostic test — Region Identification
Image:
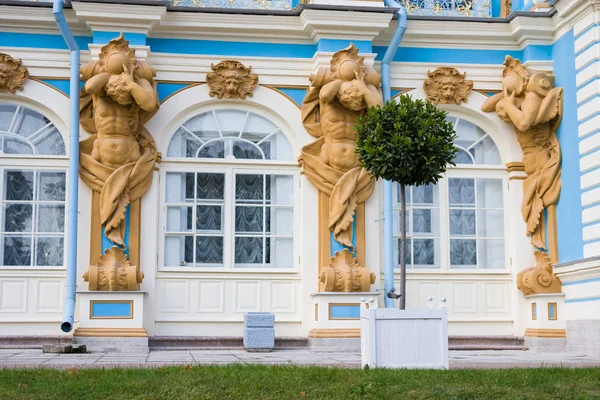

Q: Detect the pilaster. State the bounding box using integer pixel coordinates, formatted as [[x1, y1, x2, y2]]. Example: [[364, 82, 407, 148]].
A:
[[564, 1, 600, 258]]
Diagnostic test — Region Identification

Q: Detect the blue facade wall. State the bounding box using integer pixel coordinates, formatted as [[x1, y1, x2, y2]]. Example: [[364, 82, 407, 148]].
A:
[[552, 30, 584, 263]]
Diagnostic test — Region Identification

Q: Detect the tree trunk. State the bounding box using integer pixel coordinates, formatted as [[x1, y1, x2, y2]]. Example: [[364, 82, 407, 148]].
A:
[[399, 183, 407, 310]]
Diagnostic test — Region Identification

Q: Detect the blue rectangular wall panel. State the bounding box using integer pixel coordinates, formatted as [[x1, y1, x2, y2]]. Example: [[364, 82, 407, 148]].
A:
[[330, 304, 360, 319], [91, 301, 132, 318]]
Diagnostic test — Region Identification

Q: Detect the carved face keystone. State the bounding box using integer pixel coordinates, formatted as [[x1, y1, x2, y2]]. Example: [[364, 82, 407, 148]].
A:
[[441, 81, 457, 102], [223, 74, 242, 97]]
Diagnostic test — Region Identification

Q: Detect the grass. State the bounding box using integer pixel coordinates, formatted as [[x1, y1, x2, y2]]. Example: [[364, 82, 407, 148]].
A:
[[0, 365, 599, 399]]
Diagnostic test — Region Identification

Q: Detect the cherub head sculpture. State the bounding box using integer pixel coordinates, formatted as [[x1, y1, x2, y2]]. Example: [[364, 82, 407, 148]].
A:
[[424, 67, 473, 105], [207, 60, 258, 99], [0, 53, 29, 94], [338, 81, 367, 111]]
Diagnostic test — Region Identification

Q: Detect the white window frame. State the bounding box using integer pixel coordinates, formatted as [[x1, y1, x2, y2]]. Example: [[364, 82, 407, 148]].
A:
[[0, 103, 68, 161], [397, 115, 510, 274], [0, 151, 69, 271], [159, 162, 300, 273]]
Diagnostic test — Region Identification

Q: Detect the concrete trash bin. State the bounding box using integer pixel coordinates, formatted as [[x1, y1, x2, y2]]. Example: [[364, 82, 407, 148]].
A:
[[243, 312, 275, 352]]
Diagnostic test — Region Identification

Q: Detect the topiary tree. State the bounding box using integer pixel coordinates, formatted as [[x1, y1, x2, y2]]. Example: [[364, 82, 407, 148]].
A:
[[355, 95, 458, 310]]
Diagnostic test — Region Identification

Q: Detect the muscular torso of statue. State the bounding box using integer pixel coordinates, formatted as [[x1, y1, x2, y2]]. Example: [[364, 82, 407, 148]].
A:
[[91, 95, 141, 170], [319, 100, 360, 172]]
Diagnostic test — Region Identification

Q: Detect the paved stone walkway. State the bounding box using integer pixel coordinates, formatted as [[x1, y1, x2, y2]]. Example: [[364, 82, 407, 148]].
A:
[[0, 349, 599, 370]]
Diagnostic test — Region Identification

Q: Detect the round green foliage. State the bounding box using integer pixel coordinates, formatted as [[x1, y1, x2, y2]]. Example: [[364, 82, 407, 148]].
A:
[[355, 95, 459, 186]]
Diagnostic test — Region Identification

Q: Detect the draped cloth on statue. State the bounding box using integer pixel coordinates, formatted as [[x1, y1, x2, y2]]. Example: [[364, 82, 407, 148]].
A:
[[520, 87, 562, 250], [298, 137, 374, 248], [79, 90, 159, 247]]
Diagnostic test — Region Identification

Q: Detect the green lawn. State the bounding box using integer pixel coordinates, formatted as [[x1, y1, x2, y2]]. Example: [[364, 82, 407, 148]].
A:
[[0, 365, 599, 399]]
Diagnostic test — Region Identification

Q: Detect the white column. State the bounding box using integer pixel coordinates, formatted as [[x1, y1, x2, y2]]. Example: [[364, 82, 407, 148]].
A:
[[573, 3, 600, 257]]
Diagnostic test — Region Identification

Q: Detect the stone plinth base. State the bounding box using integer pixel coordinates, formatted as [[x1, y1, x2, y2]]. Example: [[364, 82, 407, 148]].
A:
[[309, 337, 361, 352], [73, 336, 149, 353], [567, 320, 600, 357], [311, 292, 379, 332], [75, 291, 147, 352], [523, 293, 566, 352], [524, 335, 567, 353]]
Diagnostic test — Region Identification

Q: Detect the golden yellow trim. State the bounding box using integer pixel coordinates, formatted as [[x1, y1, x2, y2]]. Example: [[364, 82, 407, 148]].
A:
[[263, 84, 309, 90], [129, 200, 141, 270], [508, 175, 527, 181], [524, 328, 566, 338], [28, 78, 69, 98], [261, 85, 303, 110], [547, 205, 559, 264], [314, 303, 318, 321], [318, 191, 330, 275], [474, 89, 501, 97], [328, 303, 360, 320], [308, 328, 360, 338], [391, 88, 415, 99], [159, 83, 203, 104], [548, 302, 558, 321], [90, 192, 102, 265], [30, 76, 69, 81], [90, 300, 133, 320], [506, 162, 525, 173], [155, 79, 200, 85], [74, 328, 148, 338], [529, 3, 550, 11], [531, 302, 537, 320], [356, 202, 366, 270]]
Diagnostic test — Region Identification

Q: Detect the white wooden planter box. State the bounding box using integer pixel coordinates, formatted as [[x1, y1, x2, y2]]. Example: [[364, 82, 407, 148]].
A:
[[361, 306, 449, 369]]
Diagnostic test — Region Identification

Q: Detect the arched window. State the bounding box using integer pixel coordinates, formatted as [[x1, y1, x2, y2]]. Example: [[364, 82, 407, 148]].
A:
[[161, 108, 296, 269], [0, 103, 67, 267], [166, 110, 292, 161], [394, 116, 506, 271]]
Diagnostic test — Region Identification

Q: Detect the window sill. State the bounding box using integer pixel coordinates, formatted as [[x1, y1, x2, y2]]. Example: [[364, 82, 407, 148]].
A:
[[0, 266, 66, 271], [158, 267, 300, 274], [392, 269, 510, 275]]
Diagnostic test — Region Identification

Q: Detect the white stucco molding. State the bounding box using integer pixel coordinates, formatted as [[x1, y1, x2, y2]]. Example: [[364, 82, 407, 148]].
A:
[[145, 84, 312, 158], [554, 0, 600, 37], [0, 78, 71, 153], [72, 2, 168, 36], [300, 9, 393, 42], [374, 16, 555, 50], [402, 87, 523, 165], [0, 3, 574, 49], [0, 6, 89, 36]]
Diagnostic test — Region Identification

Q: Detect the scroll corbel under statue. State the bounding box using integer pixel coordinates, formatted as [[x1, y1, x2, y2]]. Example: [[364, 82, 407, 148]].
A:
[[482, 55, 562, 295], [78, 34, 160, 290], [298, 44, 379, 292]]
